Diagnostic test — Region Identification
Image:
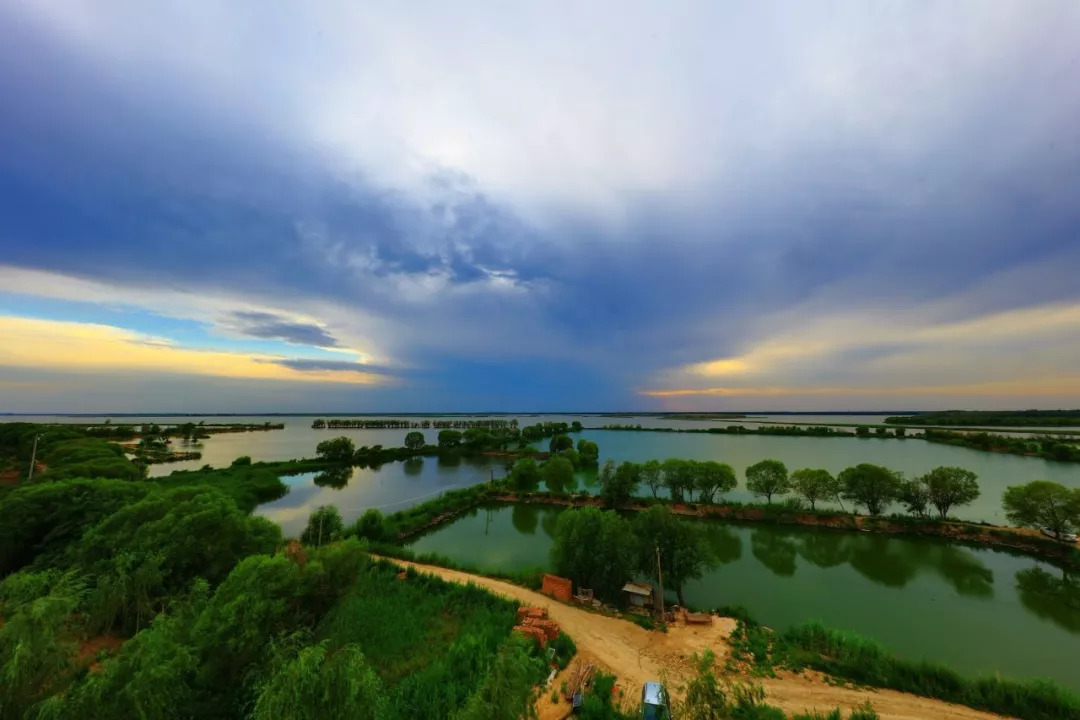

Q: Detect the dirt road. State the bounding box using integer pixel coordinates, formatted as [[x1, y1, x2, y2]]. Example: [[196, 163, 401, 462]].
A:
[[386, 558, 1010, 720]]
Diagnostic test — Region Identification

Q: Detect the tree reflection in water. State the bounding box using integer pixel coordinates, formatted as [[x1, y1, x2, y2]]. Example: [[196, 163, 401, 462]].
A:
[[312, 466, 351, 489], [751, 529, 797, 577], [511, 504, 539, 535], [403, 457, 424, 476], [1015, 567, 1080, 633], [702, 525, 742, 565]]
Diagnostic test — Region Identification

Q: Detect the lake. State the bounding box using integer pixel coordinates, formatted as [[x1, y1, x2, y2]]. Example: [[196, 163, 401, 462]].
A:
[[6, 414, 1077, 523], [408, 504, 1080, 692]]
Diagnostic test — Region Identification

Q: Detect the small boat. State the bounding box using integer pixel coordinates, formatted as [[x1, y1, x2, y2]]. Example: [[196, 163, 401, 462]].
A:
[[1040, 527, 1078, 542]]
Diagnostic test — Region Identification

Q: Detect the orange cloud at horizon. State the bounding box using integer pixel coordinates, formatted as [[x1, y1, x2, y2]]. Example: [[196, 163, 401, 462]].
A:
[[0, 315, 386, 385], [640, 376, 1080, 399]]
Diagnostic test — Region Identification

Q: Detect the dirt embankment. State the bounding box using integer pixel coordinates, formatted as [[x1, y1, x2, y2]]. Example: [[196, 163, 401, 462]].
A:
[[383, 557, 1009, 720]]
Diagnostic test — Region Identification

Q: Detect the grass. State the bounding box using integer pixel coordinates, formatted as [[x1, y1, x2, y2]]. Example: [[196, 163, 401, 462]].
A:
[[315, 556, 527, 718], [722, 611, 1080, 720]]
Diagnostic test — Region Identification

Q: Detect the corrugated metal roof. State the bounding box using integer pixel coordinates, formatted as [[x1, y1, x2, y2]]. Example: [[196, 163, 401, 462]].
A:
[[622, 581, 653, 596]]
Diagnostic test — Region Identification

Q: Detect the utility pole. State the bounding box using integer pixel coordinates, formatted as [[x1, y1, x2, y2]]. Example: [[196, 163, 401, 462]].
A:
[[27, 434, 41, 480], [655, 544, 665, 620]]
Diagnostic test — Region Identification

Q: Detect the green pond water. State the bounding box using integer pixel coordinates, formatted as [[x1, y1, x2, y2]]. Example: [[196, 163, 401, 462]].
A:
[[408, 504, 1080, 692]]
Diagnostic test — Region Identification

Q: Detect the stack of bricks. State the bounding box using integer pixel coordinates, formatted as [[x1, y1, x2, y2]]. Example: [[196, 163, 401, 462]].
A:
[[516, 606, 548, 623], [521, 617, 560, 643], [512, 606, 559, 648], [514, 625, 548, 648]]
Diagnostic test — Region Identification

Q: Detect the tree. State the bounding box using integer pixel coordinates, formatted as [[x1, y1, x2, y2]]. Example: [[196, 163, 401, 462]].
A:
[[662, 458, 693, 503], [550, 507, 636, 601], [549, 434, 574, 453], [301, 506, 344, 546], [923, 466, 980, 519], [576, 438, 600, 465], [455, 637, 542, 720], [311, 419, 326, 429], [437, 430, 462, 448], [600, 461, 640, 507], [745, 459, 790, 504], [404, 431, 425, 450], [839, 464, 902, 516], [641, 459, 663, 499], [251, 639, 387, 720], [315, 436, 355, 463], [510, 457, 541, 491], [790, 468, 838, 511], [355, 509, 387, 541], [695, 461, 737, 504], [634, 505, 715, 606], [897, 477, 931, 518], [542, 456, 575, 493], [1003, 481, 1080, 540]]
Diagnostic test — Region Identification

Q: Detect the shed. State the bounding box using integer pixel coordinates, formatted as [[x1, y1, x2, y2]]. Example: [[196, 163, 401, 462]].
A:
[[622, 581, 654, 607]]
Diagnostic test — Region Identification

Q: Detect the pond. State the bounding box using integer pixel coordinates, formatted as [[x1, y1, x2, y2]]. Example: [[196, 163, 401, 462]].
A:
[[407, 504, 1080, 692], [253, 454, 506, 537]]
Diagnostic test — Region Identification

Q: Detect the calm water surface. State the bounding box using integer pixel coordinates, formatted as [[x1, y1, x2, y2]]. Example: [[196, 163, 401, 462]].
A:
[[6, 415, 1077, 523], [409, 504, 1080, 691]]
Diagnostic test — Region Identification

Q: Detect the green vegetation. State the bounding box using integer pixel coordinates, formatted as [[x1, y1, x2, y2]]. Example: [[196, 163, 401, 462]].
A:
[[0, 424, 546, 719], [725, 614, 1080, 720], [790, 469, 839, 511], [1003, 481, 1080, 540], [886, 410, 1080, 428], [746, 460, 790, 505], [924, 429, 1080, 463], [550, 505, 715, 605], [838, 464, 901, 516]]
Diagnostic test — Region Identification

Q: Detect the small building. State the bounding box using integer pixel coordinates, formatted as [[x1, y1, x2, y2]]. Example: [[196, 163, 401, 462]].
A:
[[622, 581, 654, 608]]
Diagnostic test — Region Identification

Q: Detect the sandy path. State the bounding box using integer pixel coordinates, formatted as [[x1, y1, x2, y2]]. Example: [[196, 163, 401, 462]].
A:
[[385, 557, 1010, 720]]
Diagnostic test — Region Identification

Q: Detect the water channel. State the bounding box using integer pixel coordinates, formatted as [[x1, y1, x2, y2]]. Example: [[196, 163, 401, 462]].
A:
[[408, 503, 1080, 692]]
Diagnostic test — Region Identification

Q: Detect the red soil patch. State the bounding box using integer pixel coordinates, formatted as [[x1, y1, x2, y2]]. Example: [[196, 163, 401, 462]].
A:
[[77, 635, 125, 673], [0, 468, 19, 486]]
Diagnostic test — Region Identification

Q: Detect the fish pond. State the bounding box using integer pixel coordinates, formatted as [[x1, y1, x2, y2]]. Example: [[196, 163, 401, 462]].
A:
[[408, 504, 1080, 692]]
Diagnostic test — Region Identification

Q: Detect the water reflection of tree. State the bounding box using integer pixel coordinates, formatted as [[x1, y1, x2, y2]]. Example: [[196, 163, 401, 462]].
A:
[[403, 457, 424, 476], [312, 467, 351, 489], [1015, 567, 1080, 633], [844, 536, 993, 597], [437, 452, 462, 467], [540, 509, 561, 539], [797, 531, 850, 568], [848, 536, 918, 588], [702, 525, 743, 565], [933, 545, 994, 598], [512, 504, 539, 535], [751, 529, 797, 577]]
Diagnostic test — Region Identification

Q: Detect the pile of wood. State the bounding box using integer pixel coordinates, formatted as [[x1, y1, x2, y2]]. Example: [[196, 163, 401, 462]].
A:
[[563, 660, 596, 701], [513, 606, 559, 648], [682, 608, 713, 625]]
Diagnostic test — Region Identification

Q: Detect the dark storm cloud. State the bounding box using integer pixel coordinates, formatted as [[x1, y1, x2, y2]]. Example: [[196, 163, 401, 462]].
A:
[[229, 312, 341, 348], [1, 1, 1079, 410]]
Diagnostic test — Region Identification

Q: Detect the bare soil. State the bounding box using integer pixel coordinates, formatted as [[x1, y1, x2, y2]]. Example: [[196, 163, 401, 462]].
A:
[[385, 558, 1010, 720]]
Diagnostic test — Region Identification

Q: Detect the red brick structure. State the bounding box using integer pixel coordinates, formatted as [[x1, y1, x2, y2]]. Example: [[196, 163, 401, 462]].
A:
[[541, 573, 573, 602]]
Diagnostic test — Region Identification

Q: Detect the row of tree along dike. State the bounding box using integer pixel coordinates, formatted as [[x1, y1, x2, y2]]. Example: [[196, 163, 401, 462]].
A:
[[312, 417, 586, 433], [923, 429, 1080, 462], [885, 409, 1080, 428], [328, 444, 1080, 570], [599, 423, 1080, 463], [312, 423, 597, 467], [599, 423, 914, 438]]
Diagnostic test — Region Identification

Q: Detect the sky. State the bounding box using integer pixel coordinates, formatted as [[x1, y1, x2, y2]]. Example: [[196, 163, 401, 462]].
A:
[[1, 1, 1079, 413]]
